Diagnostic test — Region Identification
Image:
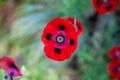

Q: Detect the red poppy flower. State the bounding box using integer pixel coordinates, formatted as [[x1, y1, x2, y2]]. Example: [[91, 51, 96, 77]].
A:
[[108, 61, 120, 78], [0, 56, 23, 77], [109, 46, 120, 62], [41, 17, 84, 61], [92, 0, 118, 14]]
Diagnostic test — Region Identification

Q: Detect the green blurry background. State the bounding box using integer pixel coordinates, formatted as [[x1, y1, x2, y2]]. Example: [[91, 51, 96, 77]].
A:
[[0, 0, 120, 80]]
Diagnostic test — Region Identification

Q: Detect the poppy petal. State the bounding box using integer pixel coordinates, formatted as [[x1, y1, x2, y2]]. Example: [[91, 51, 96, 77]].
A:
[[41, 17, 84, 61], [92, 0, 118, 14], [67, 17, 84, 36], [109, 46, 120, 61], [47, 18, 76, 33], [44, 44, 72, 61], [41, 25, 56, 46], [68, 33, 78, 53], [108, 61, 120, 78], [0, 56, 23, 77]]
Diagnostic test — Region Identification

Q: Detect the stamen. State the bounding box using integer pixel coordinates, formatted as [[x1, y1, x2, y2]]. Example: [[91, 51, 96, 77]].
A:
[[56, 35, 64, 44], [103, 0, 108, 3]]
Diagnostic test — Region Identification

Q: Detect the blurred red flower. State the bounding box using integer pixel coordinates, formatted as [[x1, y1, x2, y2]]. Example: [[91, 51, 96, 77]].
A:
[[0, 56, 23, 77], [41, 17, 84, 61], [92, 0, 118, 14], [108, 61, 120, 78], [109, 46, 120, 62]]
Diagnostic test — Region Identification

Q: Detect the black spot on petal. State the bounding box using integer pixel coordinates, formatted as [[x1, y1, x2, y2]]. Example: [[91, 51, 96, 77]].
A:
[[96, 1, 101, 7], [70, 39, 75, 46], [59, 25, 65, 31], [54, 48, 61, 54], [9, 63, 18, 70], [113, 65, 120, 73], [114, 67, 118, 73], [45, 33, 51, 41], [105, 4, 113, 9]]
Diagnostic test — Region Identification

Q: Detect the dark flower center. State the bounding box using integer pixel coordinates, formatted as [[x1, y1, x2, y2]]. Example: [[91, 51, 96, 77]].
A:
[[114, 65, 120, 73], [96, 0, 113, 10], [10, 72, 15, 77], [96, 0, 111, 7], [103, 0, 108, 3], [105, 4, 113, 9], [56, 35, 65, 44], [116, 52, 120, 57]]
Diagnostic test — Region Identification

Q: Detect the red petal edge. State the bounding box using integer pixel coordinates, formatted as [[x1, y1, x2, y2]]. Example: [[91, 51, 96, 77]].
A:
[[92, 0, 119, 14], [67, 16, 84, 36], [0, 56, 23, 77]]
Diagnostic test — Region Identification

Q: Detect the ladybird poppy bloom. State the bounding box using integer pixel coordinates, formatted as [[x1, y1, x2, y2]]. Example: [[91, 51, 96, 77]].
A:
[[0, 56, 23, 77], [92, 0, 118, 14], [41, 17, 84, 61], [108, 61, 120, 78], [109, 46, 120, 62]]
